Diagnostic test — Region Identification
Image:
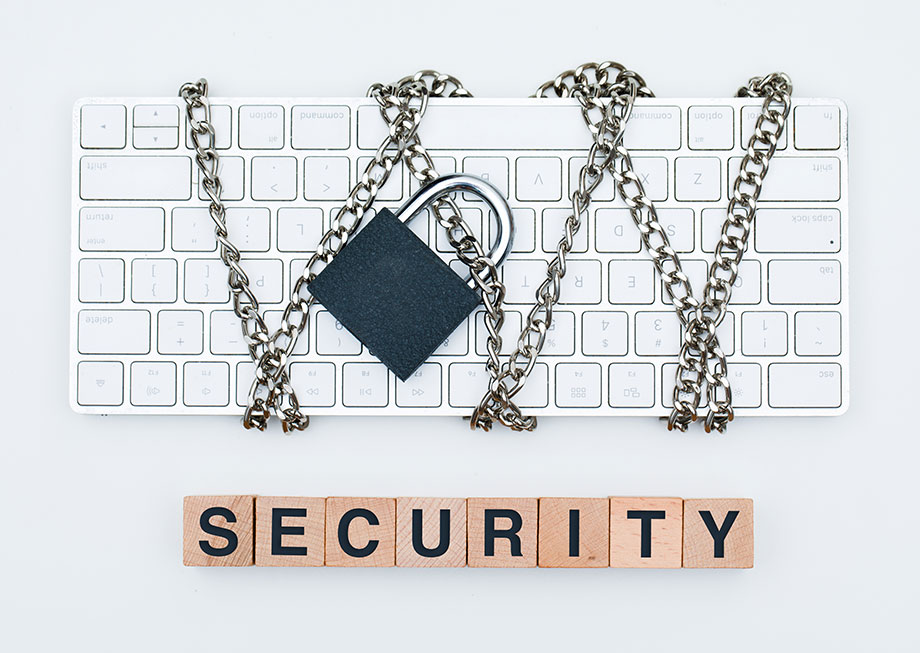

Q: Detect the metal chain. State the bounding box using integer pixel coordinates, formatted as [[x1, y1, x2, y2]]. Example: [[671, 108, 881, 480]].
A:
[[537, 65, 792, 433], [181, 72, 523, 432]]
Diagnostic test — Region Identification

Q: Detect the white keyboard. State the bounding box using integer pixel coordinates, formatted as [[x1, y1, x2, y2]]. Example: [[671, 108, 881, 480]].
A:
[[70, 97, 849, 418]]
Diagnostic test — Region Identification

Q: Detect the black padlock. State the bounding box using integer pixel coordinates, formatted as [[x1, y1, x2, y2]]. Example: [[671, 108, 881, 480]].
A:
[[307, 174, 514, 381]]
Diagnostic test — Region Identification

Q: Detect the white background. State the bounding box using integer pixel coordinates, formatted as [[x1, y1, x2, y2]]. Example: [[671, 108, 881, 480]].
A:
[[1, 0, 917, 650]]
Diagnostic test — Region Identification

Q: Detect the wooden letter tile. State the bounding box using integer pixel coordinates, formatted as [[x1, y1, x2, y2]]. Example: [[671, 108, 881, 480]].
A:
[[183, 495, 255, 567], [609, 497, 683, 568], [682, 498, 754, 569], [325, 497, 396, 567], [255, 496, 325, 567], [396, 498, 467, 567], [467, 498, 537, 568], [538, 498, 609, 568]]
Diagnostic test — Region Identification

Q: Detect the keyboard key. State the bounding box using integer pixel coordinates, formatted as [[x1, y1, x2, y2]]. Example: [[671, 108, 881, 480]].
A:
[[171, 208, 216, 252], [77, 361, 123, 406], [502, 260, 546, 304], [343, 363, 389, 407], [794, 106, 840, 150], [185, 104, 231, 149], [656, 208, 695, 253], [768, 260, 840, 304], [609, 363, 655, 407], [133, 104, 179, 127], [559, 260, 601, 304], [291, 105, 350, 149], [515, 363, 550, 408], [741, 311, 788, 356], [542, 311, 575, 356], [768, 363, 841, 408], [663, 259, 761, 305], [622, 105, 681, 150], [239, 105, 284, 149], [316, 311, 362, 355], [675, 157, 721, 201], [198, 156, 244, 201], [510, 208, 536, 253], [184, 362, 229, 407], [79, 207, 164, 252], [131, 259, 177, 303], [662, 362, 762, 408], [210, 311, 247, 355], [304, 157, 351, 200], [595, 209, 640, 253], [755, 209, 841, 253], [240, 259, 283, 304], [235, 363, 256, 407], [78, 259, 124, 303], [431, 319, 469, 356], [569, 157, 615, 200], [716, 312, 735, 356], [251, 157, 297, 200], [448, 363, 491, 408], [516, 157, 562, 201], [437, 209, 482, 253], [81, 156, 191, 200], [226, 208, 270, 252], [357, 156, 403, 201], [81, 105, 126, 149], [475, 311, 522, 356], [157, 310, 204, 355], [632, 157, 668, 200], [134, 127, 179, 149], [289, 363, 336, 406], [582, 311, 628, 356], [542, 208, 587, 253], [78, 310, 149, 354], [396, 363, 443, 407], [795, 311, 842, 356], [130, 362, 177, 407], [264, 310, 309, 355], [609, 260, 654, 304], [184, 259, 229, 303], [635, 312, 680, 356], [728, 157, 839, 201], [462, 157, 509, 198], [409, 157, 456, 194], [555, 363, 602, 408], [278, 208, 324, 252], [688, 106, 733, 150], [741, 105, 788, 150]]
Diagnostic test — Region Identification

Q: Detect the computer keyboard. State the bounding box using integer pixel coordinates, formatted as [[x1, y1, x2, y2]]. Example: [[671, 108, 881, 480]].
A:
[[70, 96, 849, 418]]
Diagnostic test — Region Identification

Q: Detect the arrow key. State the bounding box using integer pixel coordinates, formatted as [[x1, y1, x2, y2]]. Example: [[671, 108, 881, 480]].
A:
[[80, 104, 126, 149], [134, 126, 179, 149]]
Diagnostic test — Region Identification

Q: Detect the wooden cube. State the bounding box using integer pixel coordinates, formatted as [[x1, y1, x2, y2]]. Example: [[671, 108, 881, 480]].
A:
[[538, 498, 609, 568], [467, 498, 537, 568], [396, 498, 467, 567], [255, 496, 325, 567], [325, 497, 396, 567], [682, 498, 754, 568], [183, 495, 255, 567], [609, 497, 683, 568]]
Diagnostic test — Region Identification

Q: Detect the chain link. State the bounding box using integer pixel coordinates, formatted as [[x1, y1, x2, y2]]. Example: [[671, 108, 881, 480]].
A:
[[181, 73, 524, 432], [181, 65, 791, 434], [535, 64, 792, 433]]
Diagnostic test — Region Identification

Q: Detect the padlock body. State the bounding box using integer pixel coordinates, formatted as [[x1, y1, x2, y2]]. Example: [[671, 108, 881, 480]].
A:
[[307, 208, 480, 381]]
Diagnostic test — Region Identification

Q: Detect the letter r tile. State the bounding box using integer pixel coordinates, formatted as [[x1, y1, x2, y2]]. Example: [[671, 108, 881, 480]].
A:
[[183, 495, 255, 567], [325, 497, 395, 567], [467, 498, 537, 568], [396, 498, 467, 567], [682, 498, 754, 568]]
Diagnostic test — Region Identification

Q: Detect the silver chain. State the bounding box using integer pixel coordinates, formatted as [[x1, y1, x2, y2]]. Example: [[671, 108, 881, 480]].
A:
[[180, 65, 791, 434], [537, 64, 792, 432], [180, 72, 522, 432]]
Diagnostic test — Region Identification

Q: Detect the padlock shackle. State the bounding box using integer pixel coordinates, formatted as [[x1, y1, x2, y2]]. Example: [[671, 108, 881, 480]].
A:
[[393, 173, 514, 272]]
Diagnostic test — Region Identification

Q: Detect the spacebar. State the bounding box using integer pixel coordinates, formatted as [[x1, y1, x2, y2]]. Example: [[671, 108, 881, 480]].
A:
[[357, 104, 588, 150], [80, 156, 192, 200]]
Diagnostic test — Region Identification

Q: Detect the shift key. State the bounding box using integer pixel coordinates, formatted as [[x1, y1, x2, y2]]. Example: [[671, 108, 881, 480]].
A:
[[80, 156, 191, 200], [728, 157, 839, 201]]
